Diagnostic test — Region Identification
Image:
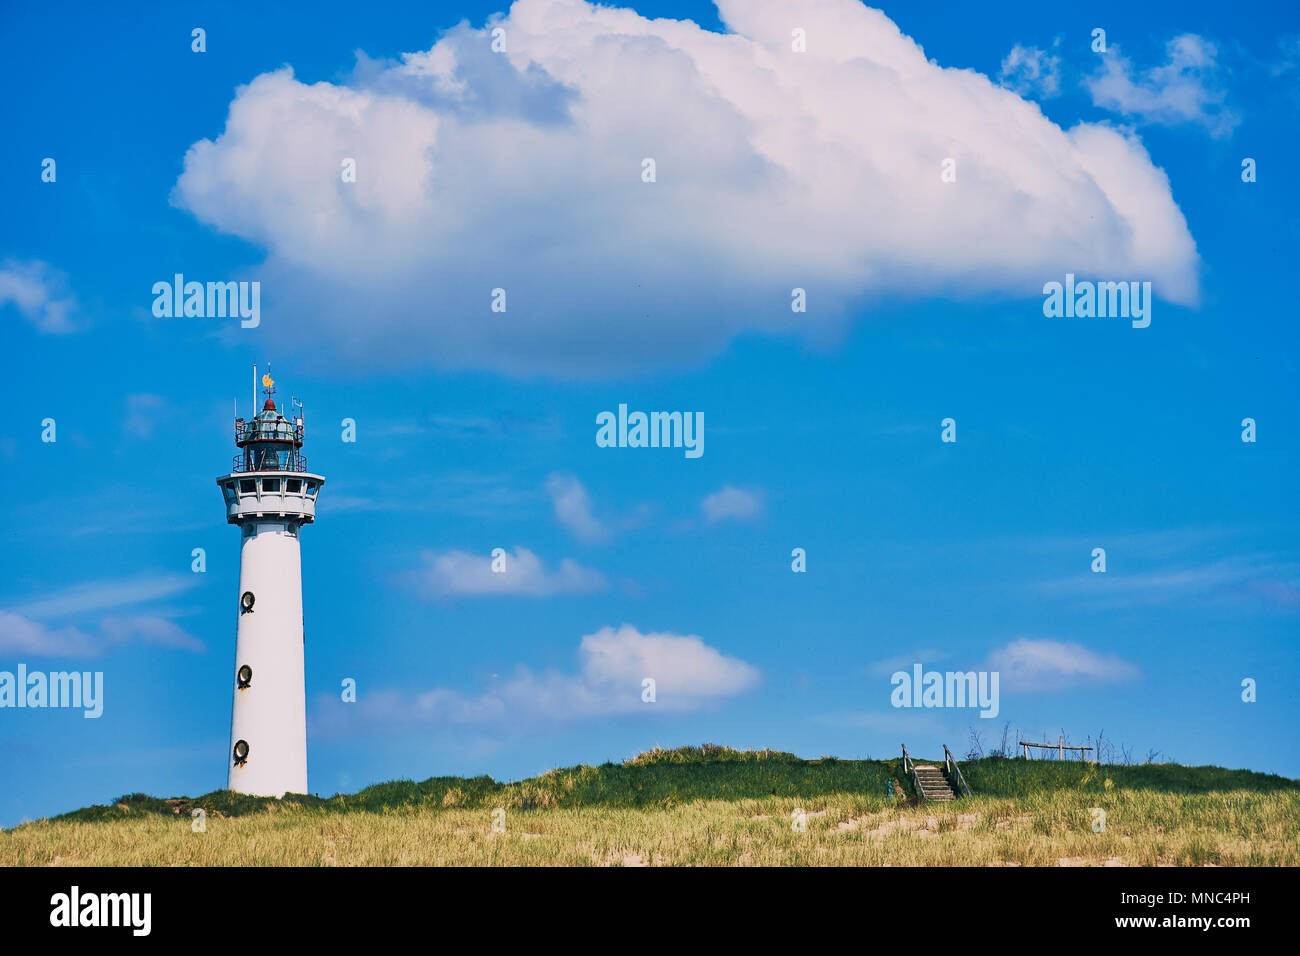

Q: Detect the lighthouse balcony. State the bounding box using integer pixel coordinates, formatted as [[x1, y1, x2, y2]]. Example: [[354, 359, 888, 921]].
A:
[[230, 448, 309, 473], [217, 472, 324, 524]]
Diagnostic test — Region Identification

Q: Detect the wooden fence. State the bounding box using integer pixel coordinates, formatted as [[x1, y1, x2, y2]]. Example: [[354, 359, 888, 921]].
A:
[[1019, 736, 1095, 762]]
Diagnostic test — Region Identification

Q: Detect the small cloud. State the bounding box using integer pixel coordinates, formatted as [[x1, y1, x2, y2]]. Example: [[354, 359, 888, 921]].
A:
[[988, 638, 1139, 691], [701, 486, 764, 525], [1086, 34, 1240, 137], [411, 546, 606, 598], [868, 648, 946, 678], [999, 42, 1062, 98], [1270, 34, 1300, 76], [546, 473, 606, 542], [0, 259, 77, 333], [124, 394, 168, 439]]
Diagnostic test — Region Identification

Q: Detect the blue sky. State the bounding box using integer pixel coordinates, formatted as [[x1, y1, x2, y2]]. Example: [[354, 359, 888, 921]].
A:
[[2, 0, 1298, 826]]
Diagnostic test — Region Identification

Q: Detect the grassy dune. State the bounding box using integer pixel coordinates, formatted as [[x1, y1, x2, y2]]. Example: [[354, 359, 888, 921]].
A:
[[4, 746, 1297, 866]]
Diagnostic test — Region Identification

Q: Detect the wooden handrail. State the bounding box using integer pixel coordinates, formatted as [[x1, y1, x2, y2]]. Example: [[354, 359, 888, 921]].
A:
[[942, 744, 972, 798], [901, 743, 925, 800]]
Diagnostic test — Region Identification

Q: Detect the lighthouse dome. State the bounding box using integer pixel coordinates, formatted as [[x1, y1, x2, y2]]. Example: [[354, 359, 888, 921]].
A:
[[238, 399, 301, 446]]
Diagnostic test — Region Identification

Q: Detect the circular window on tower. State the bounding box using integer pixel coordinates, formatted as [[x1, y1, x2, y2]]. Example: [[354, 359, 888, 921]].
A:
[[233, 739, 250, 765], [237, 665, 253, 689], [240, 591, 255, 613]]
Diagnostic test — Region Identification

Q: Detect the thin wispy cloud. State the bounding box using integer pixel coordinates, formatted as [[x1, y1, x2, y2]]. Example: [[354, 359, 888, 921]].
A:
[[365, 413, 562, 442], [7, 573, 198, 619], [1269, 34, 1300, 76], [1038, 555, 1300, 612], [0, 613, 94, 656], [8, 486, 208, 540], [1014, 526, 1247, 559], [0, 573, 206, 656], [0, 611, 204, 656], [325, 472, 532, 519], [98, 614, 205, 652], [811, 709, 944, 734]]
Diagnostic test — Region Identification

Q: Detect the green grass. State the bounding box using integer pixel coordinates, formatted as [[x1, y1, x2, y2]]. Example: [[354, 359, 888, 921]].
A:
[[42, 745, 1300, 824], [960, 753, 1300, 797], [6, 746, 1298, 866], [48, 745, 896, 821]]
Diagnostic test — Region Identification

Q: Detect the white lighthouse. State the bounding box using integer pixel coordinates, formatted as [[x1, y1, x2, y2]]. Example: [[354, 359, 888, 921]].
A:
[[216, 371, 324, 796]]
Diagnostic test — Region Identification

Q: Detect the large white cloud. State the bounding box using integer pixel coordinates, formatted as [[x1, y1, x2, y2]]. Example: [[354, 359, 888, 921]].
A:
[[173, 0, 1200, 376]]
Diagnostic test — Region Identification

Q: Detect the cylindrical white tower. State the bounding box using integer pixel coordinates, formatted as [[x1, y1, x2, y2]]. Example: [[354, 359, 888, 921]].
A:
[[216, 377, 324, 797]]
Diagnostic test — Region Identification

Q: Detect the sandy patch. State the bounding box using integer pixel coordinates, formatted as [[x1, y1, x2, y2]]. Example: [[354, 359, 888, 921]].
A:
[[994, 814, 1033, 831], [1059, 856, 1126, 866], [837, 811, 979, 839]]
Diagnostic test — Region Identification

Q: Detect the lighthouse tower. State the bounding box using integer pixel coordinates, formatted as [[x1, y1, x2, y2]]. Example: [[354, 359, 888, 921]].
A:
[[216, 372, 324, 796]]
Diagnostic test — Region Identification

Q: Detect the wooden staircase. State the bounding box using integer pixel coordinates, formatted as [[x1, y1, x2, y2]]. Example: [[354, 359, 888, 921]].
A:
[[912, 763, 958, 801], [901, 744, 973, 802]]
